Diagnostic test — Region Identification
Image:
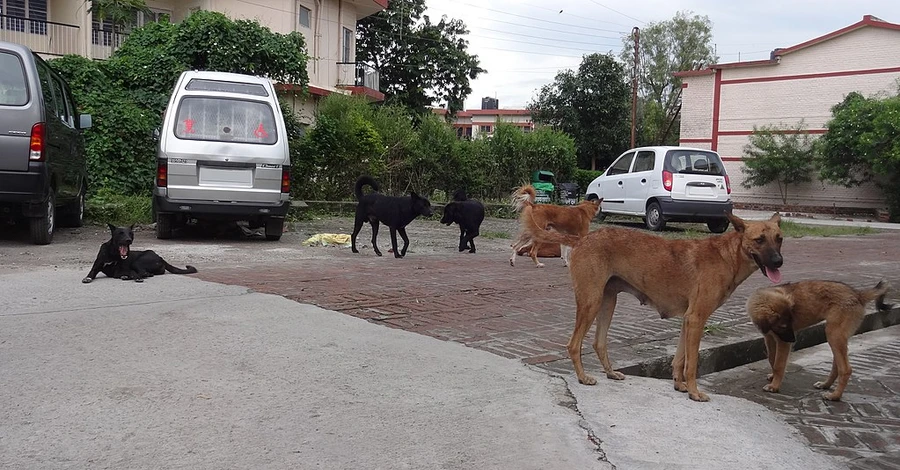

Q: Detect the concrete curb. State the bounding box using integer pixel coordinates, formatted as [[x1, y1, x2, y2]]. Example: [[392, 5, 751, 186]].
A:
[[617, 306, 900, 379]]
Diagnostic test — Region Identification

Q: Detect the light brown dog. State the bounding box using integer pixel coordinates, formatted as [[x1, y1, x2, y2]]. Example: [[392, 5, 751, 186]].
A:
[[509, 185, 601, 268], [516, 243, 561, 258], [526, 212, 785, 402], [746, 280, 892, 401]]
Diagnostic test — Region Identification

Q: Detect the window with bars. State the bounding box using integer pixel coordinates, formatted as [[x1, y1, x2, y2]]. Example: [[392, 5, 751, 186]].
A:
[[342, 27, 353, 63], [0, 0, 47, 35], [298, 5, 311, 29]]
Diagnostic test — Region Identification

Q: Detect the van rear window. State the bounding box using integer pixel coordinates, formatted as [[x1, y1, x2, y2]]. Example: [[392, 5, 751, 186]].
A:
[[185, 79, 269, 97], [664, 150, 725, 176], [174, 97, 278, 145], [0, 52, 28, 106]]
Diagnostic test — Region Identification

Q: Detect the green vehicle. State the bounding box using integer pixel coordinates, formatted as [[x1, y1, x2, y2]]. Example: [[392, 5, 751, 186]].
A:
[[531, 170, 555, 204]]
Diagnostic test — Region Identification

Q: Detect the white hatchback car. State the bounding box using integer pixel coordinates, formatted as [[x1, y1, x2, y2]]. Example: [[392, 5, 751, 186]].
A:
[[585, 146, 733, 232]]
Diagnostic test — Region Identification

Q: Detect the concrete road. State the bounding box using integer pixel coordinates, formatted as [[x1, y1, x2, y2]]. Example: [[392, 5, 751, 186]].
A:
[[1, 269, 840, 469]]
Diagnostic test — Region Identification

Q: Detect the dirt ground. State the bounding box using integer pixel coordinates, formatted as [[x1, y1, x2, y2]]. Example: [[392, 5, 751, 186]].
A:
[[0, 216, 541, 274]]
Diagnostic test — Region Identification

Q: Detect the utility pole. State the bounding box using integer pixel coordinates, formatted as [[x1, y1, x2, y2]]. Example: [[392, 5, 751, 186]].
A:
[[631, 27, 640, 149]]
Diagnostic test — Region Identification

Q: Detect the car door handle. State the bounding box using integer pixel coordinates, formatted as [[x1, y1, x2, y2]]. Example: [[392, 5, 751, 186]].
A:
[[617, 181, 623, 186], [641, 178, 647, 184]]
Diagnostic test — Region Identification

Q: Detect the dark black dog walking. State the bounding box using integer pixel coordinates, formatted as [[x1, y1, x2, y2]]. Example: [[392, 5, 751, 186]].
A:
[[82, 224, 197, 283], [441, 189, 485, 253], [351, 176, 433, 258]]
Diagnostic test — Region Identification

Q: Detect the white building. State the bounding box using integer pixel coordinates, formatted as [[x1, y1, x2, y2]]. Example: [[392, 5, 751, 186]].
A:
[[676, 15, 900, 212], [433, 108, 534, 139]]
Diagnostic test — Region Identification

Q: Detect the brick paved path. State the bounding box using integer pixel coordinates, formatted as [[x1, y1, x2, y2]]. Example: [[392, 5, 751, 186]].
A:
[[701, 326, 900, 468], [197, 231, 900, 376]]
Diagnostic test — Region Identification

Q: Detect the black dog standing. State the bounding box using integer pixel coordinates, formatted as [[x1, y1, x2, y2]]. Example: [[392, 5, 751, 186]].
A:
[[351, 176, 433, 258], [82, 224, 197, 283], [441, 189, 485, 253]]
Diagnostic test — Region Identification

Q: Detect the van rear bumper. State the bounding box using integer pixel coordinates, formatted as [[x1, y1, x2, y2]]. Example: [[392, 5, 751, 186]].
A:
[[153, 195, 290, 218], [0, 166, 50, 216], [657, 197, 732, 221]]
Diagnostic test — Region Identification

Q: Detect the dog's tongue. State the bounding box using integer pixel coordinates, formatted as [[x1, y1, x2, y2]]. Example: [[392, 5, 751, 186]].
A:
[[765, 267, 782, 284], [119, 246, 128, 257]]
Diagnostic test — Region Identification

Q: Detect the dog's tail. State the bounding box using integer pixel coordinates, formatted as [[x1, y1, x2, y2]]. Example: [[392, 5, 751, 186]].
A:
[[521, 205, 583, 247], [858, 280, 893, 311], [511, 185, 537, 212], [452, 188, 467, 202], [164, 262, 198, 275], [355, 176, 380, 200]]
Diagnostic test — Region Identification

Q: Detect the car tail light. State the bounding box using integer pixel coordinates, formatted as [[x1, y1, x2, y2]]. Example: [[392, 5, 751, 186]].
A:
[[281, 167, 290, 193], [29, 123, 45, 161], [724, 174, 732, 194], [156, 160, 168, 187], [662, 170, 673, 192]]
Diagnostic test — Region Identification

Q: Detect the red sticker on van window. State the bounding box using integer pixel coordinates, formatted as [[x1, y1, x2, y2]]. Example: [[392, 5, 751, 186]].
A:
[[183, 119, 195, 134], [254, 123, 268, 138]]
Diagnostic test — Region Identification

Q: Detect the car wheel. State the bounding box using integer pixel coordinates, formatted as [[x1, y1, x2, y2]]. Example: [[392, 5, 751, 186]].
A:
[[60, 188, 85, 228], [265, 217, 284, 241], [156, 213, 174, 239], [645, 202, 666, 231], [707, 219, 730, 233], [29, 194, 55, 245]]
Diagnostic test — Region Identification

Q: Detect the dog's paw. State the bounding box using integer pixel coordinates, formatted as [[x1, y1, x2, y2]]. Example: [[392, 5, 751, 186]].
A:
[[606, 371, 626, 380], [535, 262, 545, 268], [351, 248, 360, 254], [135, 278, 144, 283], [822, 391, 842, 401], [763, 384, 780, 393], [767, 373, 774, 382], [689, 391, 710, 402], [120, 276, 130, 281], [468, 249, 476, 254], [509, 258, 515, 267], [81, 277, 93, 284], [579, 375, 598, 386], [374, 251, 383, 257], [673, 381, 688, 393], [813, 381, 831, 390]]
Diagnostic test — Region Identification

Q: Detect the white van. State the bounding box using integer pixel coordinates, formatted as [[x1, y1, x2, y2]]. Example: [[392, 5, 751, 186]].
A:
[[153, 71, 291, 240], [584, 146, 733, 232]]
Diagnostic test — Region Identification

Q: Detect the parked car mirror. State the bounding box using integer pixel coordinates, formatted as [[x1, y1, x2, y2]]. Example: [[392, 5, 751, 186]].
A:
[[78, 114, 92, 130], [152, 127, 161, 140]]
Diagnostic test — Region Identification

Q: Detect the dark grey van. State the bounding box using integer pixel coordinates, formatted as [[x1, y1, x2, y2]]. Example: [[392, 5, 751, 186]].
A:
[[0, 41, 92, 244]]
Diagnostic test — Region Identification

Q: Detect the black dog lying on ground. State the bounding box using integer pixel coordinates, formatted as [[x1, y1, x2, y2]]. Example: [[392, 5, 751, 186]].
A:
[[351, 176, 433, 258], [441, 189, 485, 253], [82, 224, 198, 283]]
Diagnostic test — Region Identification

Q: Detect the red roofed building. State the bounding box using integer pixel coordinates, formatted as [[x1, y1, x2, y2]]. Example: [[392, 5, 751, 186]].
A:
[[676, 15, 900, 212], [434, 107, 534, 139]]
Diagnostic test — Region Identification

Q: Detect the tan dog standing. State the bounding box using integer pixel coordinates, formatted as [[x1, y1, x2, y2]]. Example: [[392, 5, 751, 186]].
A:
[[746, 280, 892, 401], [509, 185, 601, 268], [527, 212, 785, 402]]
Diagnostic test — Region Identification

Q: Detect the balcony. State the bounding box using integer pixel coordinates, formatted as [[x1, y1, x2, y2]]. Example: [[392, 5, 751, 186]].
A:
[[0, 15, 81, 57], [336, 62, 384, 101]]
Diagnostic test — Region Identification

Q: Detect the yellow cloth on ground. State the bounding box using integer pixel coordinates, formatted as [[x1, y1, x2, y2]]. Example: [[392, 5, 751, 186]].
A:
[[302, 233, 351, 247]]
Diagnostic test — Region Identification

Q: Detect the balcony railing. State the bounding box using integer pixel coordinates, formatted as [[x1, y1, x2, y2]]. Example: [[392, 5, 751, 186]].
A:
[[0, 15, 80, 57], [91, 28, 128, 60], [336, 62, 380, 91]]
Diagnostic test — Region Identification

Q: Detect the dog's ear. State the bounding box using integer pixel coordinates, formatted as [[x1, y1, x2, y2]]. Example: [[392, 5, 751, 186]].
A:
[[107, 223, 116, 233], [129, 223, 135, 231], [725, 210, 746, 233], [410, 191, 420, 200], [769, 212, 782, 227]]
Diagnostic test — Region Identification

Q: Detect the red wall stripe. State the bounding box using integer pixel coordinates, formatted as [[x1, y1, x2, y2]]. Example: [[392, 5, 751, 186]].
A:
[[718, 129, 827, 136], [721, 66, 900, 85], [679, 138, 713, 143]]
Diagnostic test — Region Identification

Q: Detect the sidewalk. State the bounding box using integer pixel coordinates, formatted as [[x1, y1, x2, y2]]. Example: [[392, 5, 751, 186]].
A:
[[733, 209, 900, 230]]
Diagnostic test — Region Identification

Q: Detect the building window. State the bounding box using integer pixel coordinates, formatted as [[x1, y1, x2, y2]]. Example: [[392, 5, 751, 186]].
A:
[[0, 0, 47, 35], [92, 17, 115, 46], [342, 27, 353, 62], [522, 126, 532, 133], [479, 125, 492, 133], [138, 8, 171, 27], [298, 5, 311, 28]]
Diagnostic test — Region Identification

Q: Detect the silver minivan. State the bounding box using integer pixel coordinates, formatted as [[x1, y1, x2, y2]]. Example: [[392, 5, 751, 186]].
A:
[[153, 71, 291, 240]]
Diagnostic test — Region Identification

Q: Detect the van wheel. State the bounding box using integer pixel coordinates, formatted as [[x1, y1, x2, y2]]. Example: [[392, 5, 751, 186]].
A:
[[645, 202, 666, 231], [265, 218, 284, 241], [156, 213, 174, 239], [707, 219, 730, 233], [60, 188, 85, 228], [30, 194, 55, 245]]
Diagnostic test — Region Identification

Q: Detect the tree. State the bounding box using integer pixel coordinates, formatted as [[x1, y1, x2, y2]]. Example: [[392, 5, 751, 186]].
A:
[[620, 11, 717, 145], [740, 123, 817, 205], [357, 0, 485, 114], [85, 0, 151, 36], [818, 92, 900, 220], [528, 53, 630, 170]]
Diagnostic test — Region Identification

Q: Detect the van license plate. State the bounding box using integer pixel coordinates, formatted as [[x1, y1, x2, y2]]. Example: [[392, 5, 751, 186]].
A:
[[199, 167, 253, 188]]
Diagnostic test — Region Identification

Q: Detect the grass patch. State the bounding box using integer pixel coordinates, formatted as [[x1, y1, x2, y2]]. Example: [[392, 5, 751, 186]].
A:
[[779, 220, 877, 238], [85, 189, 152, 226], [600, 217, 878, 239], [480, 230, 511, 240]]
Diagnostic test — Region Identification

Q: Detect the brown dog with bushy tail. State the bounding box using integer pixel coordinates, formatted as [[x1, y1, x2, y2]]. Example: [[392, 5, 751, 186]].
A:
[[508, 185, 600, 268], [525, 211, 785, 402]]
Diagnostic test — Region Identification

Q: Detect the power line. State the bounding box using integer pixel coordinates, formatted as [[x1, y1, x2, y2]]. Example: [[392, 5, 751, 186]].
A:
[[471, 34, 619, 53], [585, 0, 645, 25], [475, 28, 622, 48], [426, 6, 626, 39], [451, 1, 627, 33], [516, 0, 632, 27]]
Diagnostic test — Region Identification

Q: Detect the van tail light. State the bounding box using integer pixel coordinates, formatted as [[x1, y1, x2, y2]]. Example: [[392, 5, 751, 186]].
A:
[[724, 174, 732, 194], [281, 167, 290, 193], [29, 123, 45, 161], [156, 160, 168, 187], [662, 170, 673, 192]]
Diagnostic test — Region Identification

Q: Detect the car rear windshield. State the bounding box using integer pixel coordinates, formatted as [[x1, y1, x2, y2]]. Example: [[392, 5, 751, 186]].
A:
[[0, 51, 29, 106], [664, 149, 725, 176], [174, 97, 278, 145], [185, 79, 269, 97]]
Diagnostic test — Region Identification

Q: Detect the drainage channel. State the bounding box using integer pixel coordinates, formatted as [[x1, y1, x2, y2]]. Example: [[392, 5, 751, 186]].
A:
[[617, 307, 900, 379]]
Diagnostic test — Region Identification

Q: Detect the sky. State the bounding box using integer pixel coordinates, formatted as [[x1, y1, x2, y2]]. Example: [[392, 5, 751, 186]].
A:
[[422, 0, 900, 110]]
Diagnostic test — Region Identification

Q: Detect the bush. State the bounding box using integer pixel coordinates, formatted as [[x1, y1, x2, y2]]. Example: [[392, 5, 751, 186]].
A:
[[85, 188, 153, 226], [572, 169, 604, 194]]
